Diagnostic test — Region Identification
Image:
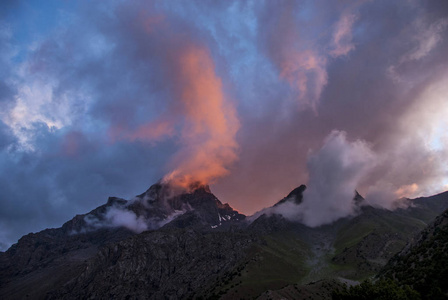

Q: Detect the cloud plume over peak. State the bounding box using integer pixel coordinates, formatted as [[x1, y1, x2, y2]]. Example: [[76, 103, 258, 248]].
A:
[[95, 7, 240, 189], [162, 44, 239, 188], [300, 130, 375, 226], [256, 127, 443, 227], [259, 130, 376, 227]]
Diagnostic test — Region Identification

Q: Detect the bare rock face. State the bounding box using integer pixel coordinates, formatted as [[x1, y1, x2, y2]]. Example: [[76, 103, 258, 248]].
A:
[[274, 184, 307, 206], [119, 181, 246, 229], [48, 229, 257, 299]]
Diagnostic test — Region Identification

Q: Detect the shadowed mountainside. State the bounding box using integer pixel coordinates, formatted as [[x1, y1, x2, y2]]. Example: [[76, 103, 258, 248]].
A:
[[380, 208, 448, 298], [1, 183, 447, 299]]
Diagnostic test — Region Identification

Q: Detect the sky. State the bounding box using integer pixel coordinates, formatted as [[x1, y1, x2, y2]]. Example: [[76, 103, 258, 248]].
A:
[[1, 0, 448, 250]]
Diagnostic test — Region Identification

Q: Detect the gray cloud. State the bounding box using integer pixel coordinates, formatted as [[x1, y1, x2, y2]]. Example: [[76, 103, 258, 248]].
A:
[[300, 131, 375, 226], [253, 130, 375, 226]]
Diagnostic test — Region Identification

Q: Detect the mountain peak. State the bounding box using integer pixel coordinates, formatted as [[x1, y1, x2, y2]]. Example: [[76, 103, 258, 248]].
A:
[[138, 180, 211, 200], [275, 184, 307, 206], [286, 184, 307, 200], [354, 190, 365, 204], [186, 181, 211, 193], [119, 180, 244, 229]]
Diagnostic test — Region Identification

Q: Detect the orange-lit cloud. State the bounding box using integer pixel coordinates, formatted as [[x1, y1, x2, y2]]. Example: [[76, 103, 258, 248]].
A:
[[395, 183, 419, 199], [102, 13, 240, 190], [163, 45, 239, 188]]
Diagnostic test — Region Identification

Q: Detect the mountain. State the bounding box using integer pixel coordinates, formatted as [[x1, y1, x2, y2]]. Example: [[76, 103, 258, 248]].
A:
[[379, 208, 448, 298], [274, 184, 306, 206], [1, 183, 448, 299], [0, 181, 248, 299], [134, 182, 245, 228], [333, 208, 448, 299]]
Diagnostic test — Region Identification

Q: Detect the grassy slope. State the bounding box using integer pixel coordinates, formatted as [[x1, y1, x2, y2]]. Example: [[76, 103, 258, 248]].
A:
[[206, 194, 448, 299], [202, 230, 310, 299], [209, 208, 436, 298], [329, 207, 431, 280]]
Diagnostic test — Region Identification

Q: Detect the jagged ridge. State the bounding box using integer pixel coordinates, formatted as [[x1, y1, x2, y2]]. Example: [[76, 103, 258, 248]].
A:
[[1, 185, 448, 300]]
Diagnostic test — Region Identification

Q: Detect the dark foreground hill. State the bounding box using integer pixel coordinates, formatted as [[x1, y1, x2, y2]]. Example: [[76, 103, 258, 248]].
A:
[[332, 208, 448, 300], [1, 182, 447, 299], [380, 208, 448, 299]]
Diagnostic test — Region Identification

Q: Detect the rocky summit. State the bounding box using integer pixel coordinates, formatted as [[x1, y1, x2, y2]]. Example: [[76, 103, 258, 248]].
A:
[[1, 183, 448, 299], [274, 184, 307, 206]]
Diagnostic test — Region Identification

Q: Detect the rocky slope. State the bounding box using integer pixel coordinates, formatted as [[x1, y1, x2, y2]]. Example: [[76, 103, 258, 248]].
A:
[[49, 228, 257, 299], [0, 183, 247, 299]]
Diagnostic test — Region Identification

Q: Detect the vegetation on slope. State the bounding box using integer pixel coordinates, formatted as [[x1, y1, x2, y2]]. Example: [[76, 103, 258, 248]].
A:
[[332, 279, 420, 300], [381, 209, 448, 299], [333, 209, 448, 300]]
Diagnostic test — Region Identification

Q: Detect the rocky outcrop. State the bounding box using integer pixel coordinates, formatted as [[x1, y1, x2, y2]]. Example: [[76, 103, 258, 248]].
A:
[[274, 184, 306, 206], [49, 228, 257, 299]]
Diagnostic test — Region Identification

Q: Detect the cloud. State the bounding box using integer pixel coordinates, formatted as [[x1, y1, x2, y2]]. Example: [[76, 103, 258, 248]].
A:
[[258, 1, 328, 111], [2, 81, 84, 150], [300, 131, 376, 226], [279, 50, 328, 112], [0, 125, 174, 251], [260, 130, 376, 227], [214, 0, 448, 216], [388, 15, 448, 83], [0, 1, 241, 249], [258, 2, 362, 112], [113, 119, 174, 144], [365, 75, 448, 207], [95, 7, 240, 189], [85, 206, 148, 233], [162, 44, 239, 188], [1, 0, 448, 249], [404, 18, 448, 62], [254, 118, 447, 226], [0, 24, 17, 118], [82, 195, 191, 234], [330, 12, 358, 57], [0, 120, 15, 150]]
